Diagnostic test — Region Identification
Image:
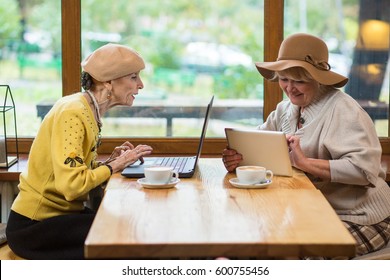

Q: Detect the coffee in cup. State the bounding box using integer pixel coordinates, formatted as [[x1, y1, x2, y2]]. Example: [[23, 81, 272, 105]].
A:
[[144, 166, 179, 184], [236, 166, 273, 184]]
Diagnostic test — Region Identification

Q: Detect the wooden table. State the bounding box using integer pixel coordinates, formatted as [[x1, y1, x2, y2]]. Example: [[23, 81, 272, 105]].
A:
[[85, 158, 356, 259]]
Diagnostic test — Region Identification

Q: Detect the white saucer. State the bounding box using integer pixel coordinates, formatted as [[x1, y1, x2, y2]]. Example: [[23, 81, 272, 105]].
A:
[[229, 178, 272, 189], [137, 178, 180, 189]]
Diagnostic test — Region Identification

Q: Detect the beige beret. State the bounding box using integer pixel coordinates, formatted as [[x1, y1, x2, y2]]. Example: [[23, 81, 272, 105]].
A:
[[81, 43, 145, 82]]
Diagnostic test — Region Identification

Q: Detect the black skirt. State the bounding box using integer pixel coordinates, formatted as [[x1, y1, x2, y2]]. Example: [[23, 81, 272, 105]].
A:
[[6, 208, 96, 260]]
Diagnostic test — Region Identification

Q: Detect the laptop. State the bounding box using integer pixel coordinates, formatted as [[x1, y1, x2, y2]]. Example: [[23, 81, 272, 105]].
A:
[[224, 128, 293, 177], [121, 96, 214, 178]]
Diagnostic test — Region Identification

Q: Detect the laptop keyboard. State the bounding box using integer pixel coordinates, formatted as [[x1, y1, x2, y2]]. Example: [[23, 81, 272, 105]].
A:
[[154, 157, 189, 172]]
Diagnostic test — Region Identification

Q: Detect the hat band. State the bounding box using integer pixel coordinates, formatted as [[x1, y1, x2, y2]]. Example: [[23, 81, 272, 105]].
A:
[[278, 55, 331, 71]]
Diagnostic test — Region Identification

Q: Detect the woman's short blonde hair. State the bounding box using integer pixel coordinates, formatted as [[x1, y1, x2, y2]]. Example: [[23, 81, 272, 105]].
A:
[[272, 67, 336, 92], [271, 67, 313, 82]]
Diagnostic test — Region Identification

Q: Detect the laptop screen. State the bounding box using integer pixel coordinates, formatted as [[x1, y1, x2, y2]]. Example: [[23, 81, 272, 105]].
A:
[[121, 95, 214, 178]]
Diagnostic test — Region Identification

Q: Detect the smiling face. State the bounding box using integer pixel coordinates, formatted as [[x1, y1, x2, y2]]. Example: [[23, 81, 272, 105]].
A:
[[108, 72, 144, 107], [277, 67, 320, 108]]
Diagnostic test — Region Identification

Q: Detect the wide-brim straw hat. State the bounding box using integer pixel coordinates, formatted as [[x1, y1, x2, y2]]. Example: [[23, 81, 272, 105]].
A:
[[81, 43, 145, 82], [255, 33, 348, 87]]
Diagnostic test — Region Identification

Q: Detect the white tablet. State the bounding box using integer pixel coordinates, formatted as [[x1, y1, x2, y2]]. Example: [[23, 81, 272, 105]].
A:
[[225, 128, 293, 177]]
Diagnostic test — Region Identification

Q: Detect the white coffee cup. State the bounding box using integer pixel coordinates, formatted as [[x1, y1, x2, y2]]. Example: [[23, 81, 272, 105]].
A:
[[144, 166, 179, 184], [236, 166, 273, 184]]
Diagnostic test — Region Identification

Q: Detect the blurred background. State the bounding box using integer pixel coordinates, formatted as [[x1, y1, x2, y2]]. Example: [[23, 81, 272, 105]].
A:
[[0, 0, 388, 138]]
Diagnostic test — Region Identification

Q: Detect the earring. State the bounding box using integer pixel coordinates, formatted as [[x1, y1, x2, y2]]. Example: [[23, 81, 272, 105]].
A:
[[107, 91, 112, 99]]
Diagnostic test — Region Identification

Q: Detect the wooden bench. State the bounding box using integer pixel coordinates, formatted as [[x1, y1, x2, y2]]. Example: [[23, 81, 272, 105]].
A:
[[36, 102, 264, 137]]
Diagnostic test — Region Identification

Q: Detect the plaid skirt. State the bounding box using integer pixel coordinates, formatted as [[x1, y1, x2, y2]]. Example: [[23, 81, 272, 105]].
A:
[[343, 215, 390, 256]]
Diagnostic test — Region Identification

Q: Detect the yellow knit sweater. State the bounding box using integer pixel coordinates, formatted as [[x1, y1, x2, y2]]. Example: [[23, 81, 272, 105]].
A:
[[11, 93, 111, 221]]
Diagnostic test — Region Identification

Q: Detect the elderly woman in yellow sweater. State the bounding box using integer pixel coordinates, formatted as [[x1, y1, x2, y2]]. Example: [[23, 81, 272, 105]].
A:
[[6, 43, 153, 259]]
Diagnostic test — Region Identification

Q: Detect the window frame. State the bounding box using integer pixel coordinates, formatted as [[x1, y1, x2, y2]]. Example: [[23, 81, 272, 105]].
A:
[[11, 0, 390, 155]]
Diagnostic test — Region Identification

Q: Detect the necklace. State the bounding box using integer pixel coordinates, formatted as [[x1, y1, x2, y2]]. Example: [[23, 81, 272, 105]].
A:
[[85, 90, 103, 129], [85, 90, 102, 147], [297, 107, 305, 129]]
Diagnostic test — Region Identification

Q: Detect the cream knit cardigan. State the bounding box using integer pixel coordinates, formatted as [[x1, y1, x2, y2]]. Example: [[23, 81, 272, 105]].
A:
[[259, 89, 390, 225]]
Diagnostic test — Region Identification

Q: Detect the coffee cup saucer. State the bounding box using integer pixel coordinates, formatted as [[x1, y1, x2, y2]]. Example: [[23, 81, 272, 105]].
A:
[[229, 177, 272, 189], [137, 178, 180, 189]]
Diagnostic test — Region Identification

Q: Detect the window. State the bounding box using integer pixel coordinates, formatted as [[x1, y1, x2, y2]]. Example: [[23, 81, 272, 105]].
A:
[[3, 0, 390, 155], [81, 0, 265, 138], [0, 0, 62, 137], [284, 0, 389, 137]]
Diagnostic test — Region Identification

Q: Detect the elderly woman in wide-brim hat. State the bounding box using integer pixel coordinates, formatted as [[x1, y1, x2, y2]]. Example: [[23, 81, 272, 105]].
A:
[[223, 33, 390, 258]]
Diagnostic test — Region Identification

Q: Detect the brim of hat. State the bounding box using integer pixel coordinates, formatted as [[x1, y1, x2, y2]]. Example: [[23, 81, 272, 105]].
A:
[[255, 60, 348, 88]]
